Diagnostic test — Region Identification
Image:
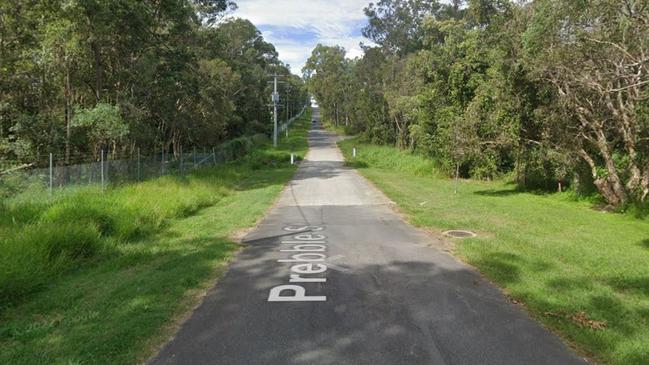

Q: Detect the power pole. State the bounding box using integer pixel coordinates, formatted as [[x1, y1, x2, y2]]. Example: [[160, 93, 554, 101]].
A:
[[273, 75, 278, 147], [269, 74, 281, 147], [285, 85, 290, 138]]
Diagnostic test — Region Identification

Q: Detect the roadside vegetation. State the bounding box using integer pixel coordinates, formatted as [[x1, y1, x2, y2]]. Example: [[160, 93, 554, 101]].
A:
[[321, 118, 350, 137], [1, 0, 307, 171], [339, 139, 649, 365], [304, 0, 649, 211], [0, 112, 310, 365]]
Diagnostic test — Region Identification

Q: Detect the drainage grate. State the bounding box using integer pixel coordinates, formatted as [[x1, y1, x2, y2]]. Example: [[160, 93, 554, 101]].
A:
[[443, 230, 477, 238]]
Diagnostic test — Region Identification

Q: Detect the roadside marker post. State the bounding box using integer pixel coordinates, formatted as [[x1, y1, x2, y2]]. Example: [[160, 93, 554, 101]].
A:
[[353, 147, 356, 158], [291, 153, 294, 165]]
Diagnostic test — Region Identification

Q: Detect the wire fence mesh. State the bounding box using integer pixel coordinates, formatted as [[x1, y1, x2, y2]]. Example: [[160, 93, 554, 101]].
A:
[[1, 106, 307, 197]]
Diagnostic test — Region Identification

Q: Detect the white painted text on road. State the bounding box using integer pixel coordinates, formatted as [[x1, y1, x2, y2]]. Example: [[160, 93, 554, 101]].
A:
[[267, 225, 328, 302]]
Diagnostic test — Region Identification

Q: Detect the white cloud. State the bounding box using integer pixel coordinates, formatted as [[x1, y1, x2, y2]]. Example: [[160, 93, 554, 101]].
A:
[[232, 0, 373, 73]]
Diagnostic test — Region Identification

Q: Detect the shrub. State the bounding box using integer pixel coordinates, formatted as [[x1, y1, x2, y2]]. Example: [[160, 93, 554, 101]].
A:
[[251, 133, 269, 145]]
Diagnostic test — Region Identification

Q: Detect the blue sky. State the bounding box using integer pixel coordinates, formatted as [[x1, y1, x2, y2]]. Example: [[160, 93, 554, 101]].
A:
[[232, 0, 374, 74]]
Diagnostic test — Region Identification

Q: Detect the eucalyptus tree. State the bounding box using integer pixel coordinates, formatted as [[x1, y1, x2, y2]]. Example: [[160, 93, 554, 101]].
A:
[[363, 0, 443, 55], [524, 0, 649, 206], [0, 0, 306, 167], [303, 45, 350, 126]]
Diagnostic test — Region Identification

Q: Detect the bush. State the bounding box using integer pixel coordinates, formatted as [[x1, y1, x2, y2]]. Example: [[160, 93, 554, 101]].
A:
[[220, 136, 254, 161], [251, 133, 269, 145]]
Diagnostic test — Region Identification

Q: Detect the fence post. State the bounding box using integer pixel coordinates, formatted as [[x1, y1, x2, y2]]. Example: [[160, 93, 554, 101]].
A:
[[49, 153, 53, 196], [212, 147, 217, 165], [193, 147, 197, 167], [100, 149, 105, 191], [137, 148, 141, 180]]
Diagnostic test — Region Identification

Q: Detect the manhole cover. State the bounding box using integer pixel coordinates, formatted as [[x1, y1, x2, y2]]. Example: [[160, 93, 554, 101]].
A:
[[443, 230, 477, 238]]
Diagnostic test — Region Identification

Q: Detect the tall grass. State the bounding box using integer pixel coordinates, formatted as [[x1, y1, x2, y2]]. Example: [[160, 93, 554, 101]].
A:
[[0, 174, 227, 304], [340, 139, 439, 177]]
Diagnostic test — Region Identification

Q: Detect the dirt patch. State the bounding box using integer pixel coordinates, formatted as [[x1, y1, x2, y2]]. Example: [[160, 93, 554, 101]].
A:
[[228, 227, 255, 244], [544, 311, 607, 330]]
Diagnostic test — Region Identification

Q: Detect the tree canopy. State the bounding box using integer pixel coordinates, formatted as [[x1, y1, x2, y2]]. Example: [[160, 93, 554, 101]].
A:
[[0, 0, 307, 165], [306, 0, 649, 208]]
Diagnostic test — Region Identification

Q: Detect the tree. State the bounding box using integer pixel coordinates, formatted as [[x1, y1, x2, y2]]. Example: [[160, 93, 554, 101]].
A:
[[303, 45, 349, 126], [524, 0, 649, 206], [72, 103, 128, 156], [0, 1, 307, 167], [363, 0, 442, 55], [306, 0, 648, 207]]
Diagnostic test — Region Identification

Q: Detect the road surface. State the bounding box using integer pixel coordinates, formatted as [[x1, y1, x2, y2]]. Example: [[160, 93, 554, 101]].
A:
[[150, 108, 587, 365]]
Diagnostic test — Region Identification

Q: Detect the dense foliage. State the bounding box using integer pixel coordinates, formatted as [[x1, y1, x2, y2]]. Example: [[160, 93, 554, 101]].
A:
[[303, 0, 649, 208], [0, 0, 307, 165]]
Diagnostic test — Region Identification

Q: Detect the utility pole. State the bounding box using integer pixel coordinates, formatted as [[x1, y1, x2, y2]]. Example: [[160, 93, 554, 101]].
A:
[[285, 85, 290, 138], [268, 73, 286, 148], [271, 74, 280, 147]]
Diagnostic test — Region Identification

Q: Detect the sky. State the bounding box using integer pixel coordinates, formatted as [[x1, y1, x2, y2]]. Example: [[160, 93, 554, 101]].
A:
[[231, 0, 373, 75]]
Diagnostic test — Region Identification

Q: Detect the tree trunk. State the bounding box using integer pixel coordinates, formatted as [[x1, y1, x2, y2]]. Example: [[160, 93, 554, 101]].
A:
[[64, 61, 72, 165], [641, 165, 649, 201], [334, 102, 339, 126], [594, 129, 628, 206], [92, 42, 102, 101], [578, 148, 628, 207]]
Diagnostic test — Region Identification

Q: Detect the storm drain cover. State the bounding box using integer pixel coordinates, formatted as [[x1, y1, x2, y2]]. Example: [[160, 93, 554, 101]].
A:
[[443, 230, 477, 238]]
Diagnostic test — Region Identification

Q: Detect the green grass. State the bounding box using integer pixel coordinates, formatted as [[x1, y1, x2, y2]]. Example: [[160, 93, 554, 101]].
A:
[[339, 139, 649, 365], [321, 117, 352, 136], [0, 110, 311, 364]]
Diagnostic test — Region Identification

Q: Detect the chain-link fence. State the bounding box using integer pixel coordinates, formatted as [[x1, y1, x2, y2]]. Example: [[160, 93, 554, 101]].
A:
[[1, 107, 307, 197], [0, 144, 244, 197]]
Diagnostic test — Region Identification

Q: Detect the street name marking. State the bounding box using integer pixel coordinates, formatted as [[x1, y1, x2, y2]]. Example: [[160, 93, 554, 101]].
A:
[[268, 225, 328, 302]]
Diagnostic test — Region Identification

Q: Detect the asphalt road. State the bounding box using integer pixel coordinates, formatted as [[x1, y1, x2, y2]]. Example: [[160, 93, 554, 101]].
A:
[[150, 108, 587, 365]]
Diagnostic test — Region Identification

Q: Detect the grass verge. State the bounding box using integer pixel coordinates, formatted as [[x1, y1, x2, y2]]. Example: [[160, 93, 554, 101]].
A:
[[339, 139, 649, 365], [0, 109, 311, 364], [321, 117, 351, 136]]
